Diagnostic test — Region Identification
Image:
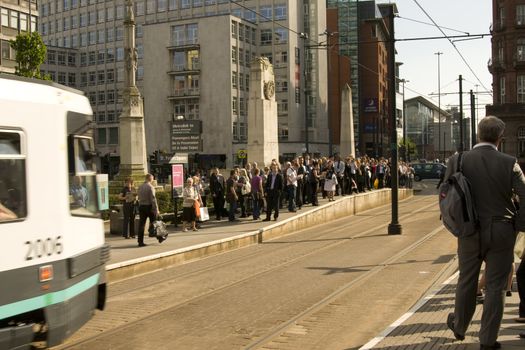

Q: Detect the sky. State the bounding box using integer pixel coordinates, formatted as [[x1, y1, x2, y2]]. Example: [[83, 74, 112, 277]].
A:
[[383, 0, 493, 118]]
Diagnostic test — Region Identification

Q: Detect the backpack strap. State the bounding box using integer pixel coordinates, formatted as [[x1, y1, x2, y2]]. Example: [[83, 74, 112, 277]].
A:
[[457, 152, 464, 173]]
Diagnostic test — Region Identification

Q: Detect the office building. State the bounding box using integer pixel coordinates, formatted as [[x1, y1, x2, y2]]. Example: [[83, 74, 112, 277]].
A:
[[1, 0, 38, 73], [39, 0, 328, 171]]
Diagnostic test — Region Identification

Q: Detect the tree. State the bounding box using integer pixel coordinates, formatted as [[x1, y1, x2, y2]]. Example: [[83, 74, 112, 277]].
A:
[[398, 137, 418, 162], [9, 32, 48, 79]]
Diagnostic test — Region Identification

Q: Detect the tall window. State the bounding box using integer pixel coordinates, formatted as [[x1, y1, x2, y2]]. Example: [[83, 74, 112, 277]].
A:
[[518, 127, 525, 157], [498, 41, 504, 62], [261, 29, 272, 45], [274, 4, 287, 20], [147, 0, 156, 14], [275, 28, 288, 44], [187, 24, 198, 44], [499, 6, 506, 28], [500, 76, 506, 104], [260, 6, 272, 22], [518, 5, 525, 25], [518, 39, 525, 61], [518, 75, 525, 103]]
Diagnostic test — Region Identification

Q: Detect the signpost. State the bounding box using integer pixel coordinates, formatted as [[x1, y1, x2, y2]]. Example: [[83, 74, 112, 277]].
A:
[[169, 153, 189, 164], [237, 149, 247, 159], [171, 120, 203, 152], [171, 164, 184, 226]]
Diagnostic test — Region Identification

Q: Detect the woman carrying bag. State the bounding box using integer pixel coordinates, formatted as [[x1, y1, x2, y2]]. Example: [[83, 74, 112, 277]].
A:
[[182, 177, 199, 232]]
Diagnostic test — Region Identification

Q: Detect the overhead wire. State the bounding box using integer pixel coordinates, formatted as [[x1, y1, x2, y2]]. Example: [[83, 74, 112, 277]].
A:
[[411, 0, 492, 97], [227, 0, 487, 109], [397, 16, 469, 35]]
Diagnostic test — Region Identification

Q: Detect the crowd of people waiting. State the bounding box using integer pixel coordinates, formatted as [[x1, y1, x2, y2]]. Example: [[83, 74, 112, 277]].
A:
[[120, 153, 419, 243], [201, 153, 416, 224]]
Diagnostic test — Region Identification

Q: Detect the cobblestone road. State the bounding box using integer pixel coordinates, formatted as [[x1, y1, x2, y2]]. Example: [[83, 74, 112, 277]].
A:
[[54, 186, 457, 350]]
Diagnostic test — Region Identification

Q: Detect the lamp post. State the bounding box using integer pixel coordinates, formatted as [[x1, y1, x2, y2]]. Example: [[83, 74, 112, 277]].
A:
[[321, 29, 338, 156], [399, 79, 409, 160], [387, 5, 401, 235], [435, 52, 443, 160], [300, 33, 309, 155]]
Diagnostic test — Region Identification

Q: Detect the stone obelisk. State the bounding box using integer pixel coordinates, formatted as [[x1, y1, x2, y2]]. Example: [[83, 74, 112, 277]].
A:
[[117, 0, 147, 178], [247, 57, 279, 167], [340, 84, 355, 157]]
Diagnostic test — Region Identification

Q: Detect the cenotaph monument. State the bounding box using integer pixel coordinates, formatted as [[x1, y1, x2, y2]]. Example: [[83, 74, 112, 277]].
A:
[[116, 0, 147, 179], [339, 84, 356, 157], [247, 57, 279, 166]]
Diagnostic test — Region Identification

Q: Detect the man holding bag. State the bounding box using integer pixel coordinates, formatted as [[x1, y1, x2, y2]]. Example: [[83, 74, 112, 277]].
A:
[[137, 174, 162, 246], [445, 117, 525, 349]]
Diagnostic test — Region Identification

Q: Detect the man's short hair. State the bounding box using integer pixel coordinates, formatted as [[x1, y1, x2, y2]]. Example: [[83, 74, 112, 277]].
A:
[[478, 116, 505, 143]]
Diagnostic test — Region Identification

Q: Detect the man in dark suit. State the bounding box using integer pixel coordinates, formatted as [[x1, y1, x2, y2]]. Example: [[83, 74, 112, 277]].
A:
[[264, 163, 283, 221], [445, 116, 525, 349], [209, 167, 225, 220]]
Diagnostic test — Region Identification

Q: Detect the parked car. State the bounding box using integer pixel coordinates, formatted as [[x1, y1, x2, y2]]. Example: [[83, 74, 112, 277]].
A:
[[412, 162, 446, 181]]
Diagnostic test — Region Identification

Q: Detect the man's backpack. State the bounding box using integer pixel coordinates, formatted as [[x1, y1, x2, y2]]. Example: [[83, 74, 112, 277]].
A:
[[438, 152, 479, 237]]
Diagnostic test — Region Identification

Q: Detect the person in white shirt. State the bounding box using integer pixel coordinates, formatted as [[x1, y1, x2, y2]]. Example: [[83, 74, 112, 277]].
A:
[[333, 154, 346, 196], [285, 161, 298, 212]]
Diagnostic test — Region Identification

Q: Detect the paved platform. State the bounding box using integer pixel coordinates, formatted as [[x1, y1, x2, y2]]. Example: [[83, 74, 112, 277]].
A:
[[103, 188, 414, 282], [360, 262, 525, 350], [106, 195, 333, 264]]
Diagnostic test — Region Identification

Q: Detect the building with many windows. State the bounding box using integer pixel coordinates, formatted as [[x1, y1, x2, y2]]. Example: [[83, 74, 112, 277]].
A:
[[0, 0, 38, 73], [487, 0, 525, 165], [405, 96, 453, 161], [38, 0, 328, 171]]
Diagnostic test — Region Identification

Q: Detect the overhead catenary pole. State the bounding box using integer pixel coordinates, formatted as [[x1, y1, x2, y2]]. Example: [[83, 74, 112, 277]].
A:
[[459, 75, 464, 152], [301, 33, 309, 155], [435, 52, 442, 160], [470, 90, 476, 147], [387, 5, 401, 235], [402, 79, 408, 160]]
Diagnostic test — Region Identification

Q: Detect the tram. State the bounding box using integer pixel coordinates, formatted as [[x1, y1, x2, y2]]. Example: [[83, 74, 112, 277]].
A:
[[0, 74, 109, 349]]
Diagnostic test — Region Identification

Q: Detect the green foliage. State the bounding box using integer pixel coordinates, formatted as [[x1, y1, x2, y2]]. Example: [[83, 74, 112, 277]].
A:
[[156, 191, 173, 214], [398, 137, 418, 161], [108, 190, 178, 215], [9, 32, 48, 79]]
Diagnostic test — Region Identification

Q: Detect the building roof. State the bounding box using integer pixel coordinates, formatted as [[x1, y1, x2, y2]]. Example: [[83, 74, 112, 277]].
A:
[[405, 96, 452, 117]]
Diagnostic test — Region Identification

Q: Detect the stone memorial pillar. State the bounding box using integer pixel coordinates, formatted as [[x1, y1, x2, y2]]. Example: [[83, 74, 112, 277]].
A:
[[117, 0, 147, 179], [340, 84, 355, 157], [247, 57, 279, 167]]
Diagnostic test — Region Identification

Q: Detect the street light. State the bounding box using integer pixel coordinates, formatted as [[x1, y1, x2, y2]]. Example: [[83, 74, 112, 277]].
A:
[[435, 52, 443, 161], [320, 29, 338, 156], [399, 78, 409, 161], [300, 32, 309, 155]]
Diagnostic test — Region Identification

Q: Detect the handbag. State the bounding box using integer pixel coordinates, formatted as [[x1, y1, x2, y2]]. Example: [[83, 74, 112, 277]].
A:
[[241, 182, 251, 195], [152, 218, 168, 240], [198, 207, 210, 222], [194, 200, 201, 217], [515, 232, 525, 259]]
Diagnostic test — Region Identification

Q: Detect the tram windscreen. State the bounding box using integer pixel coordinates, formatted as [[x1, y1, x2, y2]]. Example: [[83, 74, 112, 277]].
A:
[[0, 130, 27, 222], [67, 112, 99, 217]]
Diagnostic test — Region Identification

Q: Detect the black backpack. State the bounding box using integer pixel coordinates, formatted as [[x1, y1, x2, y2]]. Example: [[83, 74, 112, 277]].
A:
[[438, 152, 479, 237]]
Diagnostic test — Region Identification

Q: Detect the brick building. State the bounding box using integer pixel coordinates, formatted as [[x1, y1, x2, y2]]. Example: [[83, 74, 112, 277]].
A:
[[487, 0, 525, 164]]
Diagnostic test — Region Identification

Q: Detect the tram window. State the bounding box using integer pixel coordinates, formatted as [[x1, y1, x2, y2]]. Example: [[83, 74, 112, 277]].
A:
[[0, 130, 27, 222], [69, 174, 98, 217], [67, 136, 98, 217], [68, 135, 97, 174]]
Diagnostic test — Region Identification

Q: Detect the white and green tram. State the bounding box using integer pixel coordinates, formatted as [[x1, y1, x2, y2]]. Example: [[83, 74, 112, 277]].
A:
[[0, 74, 109, 349]]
